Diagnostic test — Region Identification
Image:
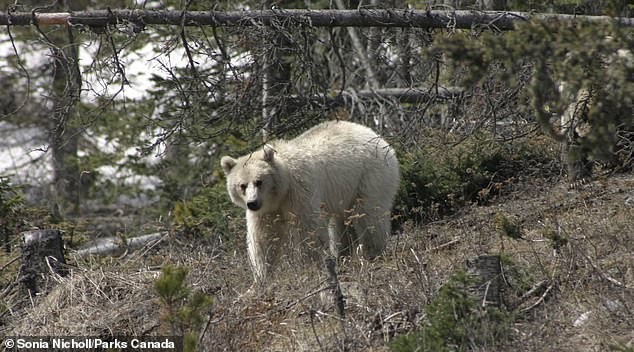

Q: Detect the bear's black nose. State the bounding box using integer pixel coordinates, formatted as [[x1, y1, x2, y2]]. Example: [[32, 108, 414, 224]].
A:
[[247, 201, 261, 211]]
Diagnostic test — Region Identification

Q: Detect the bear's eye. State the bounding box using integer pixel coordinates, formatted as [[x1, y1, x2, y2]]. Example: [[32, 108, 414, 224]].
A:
[[240, 183, 247, 192], [254, 180, 262, 187]]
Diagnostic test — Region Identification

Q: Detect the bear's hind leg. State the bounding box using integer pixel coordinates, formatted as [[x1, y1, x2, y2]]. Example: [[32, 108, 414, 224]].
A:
[[351, 202, 390, 258], [328, 215, 357, 257]]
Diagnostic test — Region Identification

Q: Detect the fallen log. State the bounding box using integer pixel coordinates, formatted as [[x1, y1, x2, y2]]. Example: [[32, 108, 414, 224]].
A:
[[1, 9, 632, 28], [74, 232, 166, 258]]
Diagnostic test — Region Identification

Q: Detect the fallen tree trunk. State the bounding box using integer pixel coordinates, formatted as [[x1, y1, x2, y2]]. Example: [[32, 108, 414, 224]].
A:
[[73, 232, 166, 258], [277, 87, 463, 111], [332, 87, 462, 103], [1, 9, 632, 28]]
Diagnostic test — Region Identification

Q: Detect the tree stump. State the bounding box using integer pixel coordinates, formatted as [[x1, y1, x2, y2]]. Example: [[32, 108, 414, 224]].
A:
[[19, 229, 67, 295], [466, 255, 502, 307]]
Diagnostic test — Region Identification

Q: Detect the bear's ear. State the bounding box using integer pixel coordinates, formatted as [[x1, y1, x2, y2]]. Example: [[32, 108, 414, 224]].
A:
[[262, 144, 275, 163], [220, 156, 237, 174]]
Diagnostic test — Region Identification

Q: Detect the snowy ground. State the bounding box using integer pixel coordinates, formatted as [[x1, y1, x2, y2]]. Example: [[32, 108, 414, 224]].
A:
[[0, 34, 191, 203]]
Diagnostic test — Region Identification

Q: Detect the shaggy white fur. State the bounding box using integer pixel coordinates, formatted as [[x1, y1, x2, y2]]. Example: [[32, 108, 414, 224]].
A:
[[221, 121, 400, 284]]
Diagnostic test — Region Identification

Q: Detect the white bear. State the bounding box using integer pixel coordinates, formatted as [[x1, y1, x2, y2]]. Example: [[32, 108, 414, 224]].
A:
[[220, 120, 400, 284]]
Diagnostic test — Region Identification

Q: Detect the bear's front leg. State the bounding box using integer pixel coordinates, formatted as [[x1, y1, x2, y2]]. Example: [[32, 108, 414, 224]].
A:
[[246, 212, 287, 285], [246, 212, 268, 284]]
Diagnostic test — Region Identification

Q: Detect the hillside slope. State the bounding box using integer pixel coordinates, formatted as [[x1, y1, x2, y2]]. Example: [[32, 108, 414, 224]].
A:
[[3, 173, 633, 351]]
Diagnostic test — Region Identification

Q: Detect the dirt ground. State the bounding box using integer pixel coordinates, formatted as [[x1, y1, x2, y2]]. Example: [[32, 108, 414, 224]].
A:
[[2, 172, 633, 351]]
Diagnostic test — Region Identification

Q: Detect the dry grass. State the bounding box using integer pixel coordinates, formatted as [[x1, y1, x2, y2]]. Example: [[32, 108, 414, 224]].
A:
[[2, 173, 633, 351]]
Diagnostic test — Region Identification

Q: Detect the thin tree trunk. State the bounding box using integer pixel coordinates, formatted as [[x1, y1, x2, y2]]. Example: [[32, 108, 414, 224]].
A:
[[49, 19, 82, 216], [260, 2, 293, 140], [397, 28, 413, 87], [334, 0, 379, 90], [261, 52, 272, 140]]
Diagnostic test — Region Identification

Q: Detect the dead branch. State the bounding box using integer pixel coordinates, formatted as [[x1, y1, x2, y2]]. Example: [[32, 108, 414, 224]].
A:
[[325, 257, 345, 318], [584, 253, 631, 289], [509, 279, 550, 310], [519, 282, 554, 313], [427, 237, 461, 252], [1, 9, 632, 28], [283, 87, 463, 110], [0, 255, 20, 273]]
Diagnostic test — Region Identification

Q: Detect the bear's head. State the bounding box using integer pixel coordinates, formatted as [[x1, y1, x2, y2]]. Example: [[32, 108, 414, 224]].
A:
[[220, 145, 286, 213]]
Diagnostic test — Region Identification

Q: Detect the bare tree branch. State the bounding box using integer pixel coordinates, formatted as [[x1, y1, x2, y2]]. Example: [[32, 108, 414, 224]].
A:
[[2, 9, 632, 28]]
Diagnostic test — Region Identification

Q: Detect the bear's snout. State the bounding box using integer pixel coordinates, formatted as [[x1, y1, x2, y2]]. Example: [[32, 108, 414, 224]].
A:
[[247, 201, 261, 211]]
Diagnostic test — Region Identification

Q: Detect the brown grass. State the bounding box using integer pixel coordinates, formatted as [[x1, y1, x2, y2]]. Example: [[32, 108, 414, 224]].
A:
[[2, 173, 633, 351]]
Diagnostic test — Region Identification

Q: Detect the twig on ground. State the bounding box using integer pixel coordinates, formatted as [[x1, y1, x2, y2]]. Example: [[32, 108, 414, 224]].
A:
[[427, 237, 461, 252], [0, 256, 20, 273], [510, 279, 549, 310], [309, 309, 325, 351], [583, 253, 631, 289], [520, 283, 554, 313]]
